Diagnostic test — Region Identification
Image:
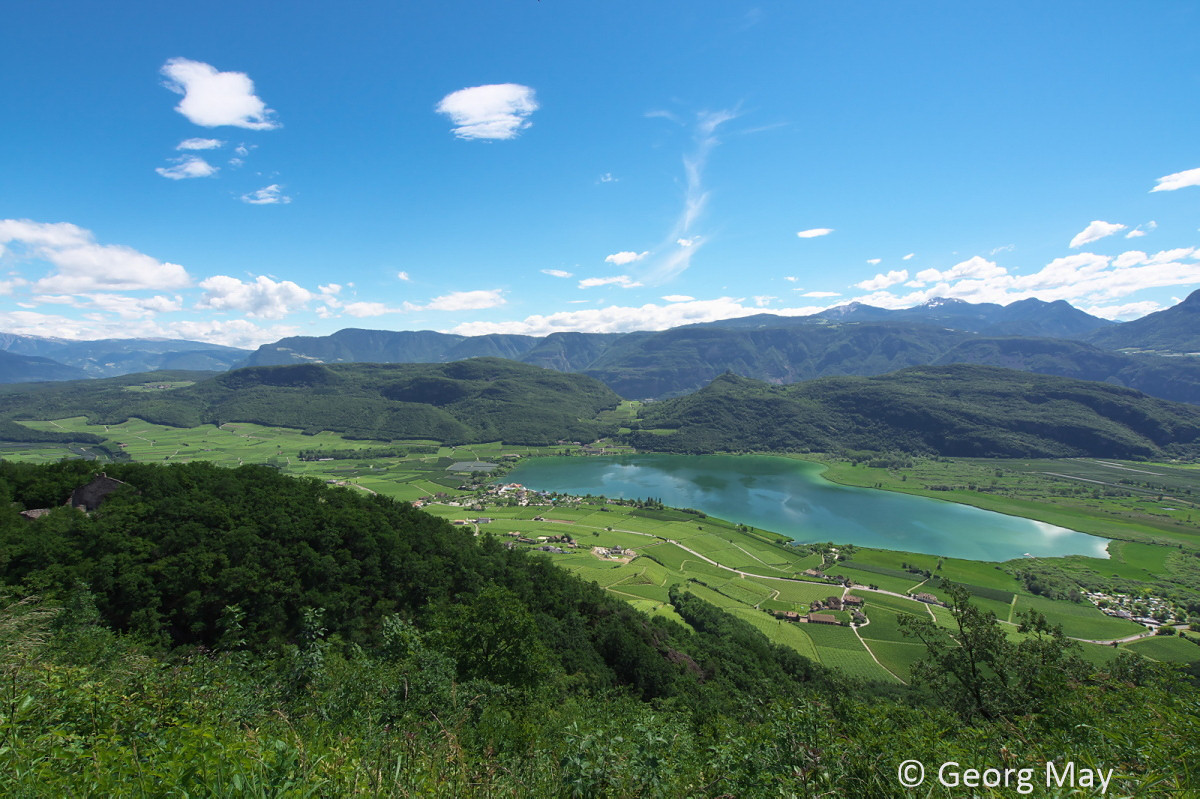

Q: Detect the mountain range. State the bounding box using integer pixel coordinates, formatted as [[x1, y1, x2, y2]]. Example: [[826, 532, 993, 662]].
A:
[[2, 292, 1198, 403], [0, 334, 249, 381]]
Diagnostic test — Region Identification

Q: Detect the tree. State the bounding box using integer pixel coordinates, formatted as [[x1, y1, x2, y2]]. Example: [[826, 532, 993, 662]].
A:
[[898, 582, 1088, 722]]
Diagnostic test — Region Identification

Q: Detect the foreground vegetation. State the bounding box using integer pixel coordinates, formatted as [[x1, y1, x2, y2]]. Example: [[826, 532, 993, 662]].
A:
[[1, 460, 1197, 796]]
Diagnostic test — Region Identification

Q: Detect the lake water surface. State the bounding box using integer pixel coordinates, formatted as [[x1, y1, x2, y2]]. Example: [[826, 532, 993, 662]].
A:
[[503, 454, 1110, 562]]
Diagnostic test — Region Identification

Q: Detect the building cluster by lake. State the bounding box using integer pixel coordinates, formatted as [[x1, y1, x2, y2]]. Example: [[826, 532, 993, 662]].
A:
[[1087, 591, 1185, 627]]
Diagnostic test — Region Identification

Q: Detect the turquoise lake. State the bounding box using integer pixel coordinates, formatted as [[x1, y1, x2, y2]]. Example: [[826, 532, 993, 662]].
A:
[[503, 454, 1110, 562]]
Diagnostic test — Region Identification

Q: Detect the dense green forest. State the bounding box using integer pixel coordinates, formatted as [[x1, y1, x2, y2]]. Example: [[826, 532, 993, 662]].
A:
[[0, 459, 1196, 795], [628, 365, 1200, 459], [0, 359, 621, 445]]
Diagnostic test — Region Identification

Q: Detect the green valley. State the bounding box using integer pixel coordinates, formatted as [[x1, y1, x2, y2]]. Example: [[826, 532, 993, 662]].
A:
[[3, 361, 1200, 795]]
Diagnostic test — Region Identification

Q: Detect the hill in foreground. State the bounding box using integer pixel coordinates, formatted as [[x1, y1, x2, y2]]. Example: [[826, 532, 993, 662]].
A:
[[629, 364, 1200, 459]]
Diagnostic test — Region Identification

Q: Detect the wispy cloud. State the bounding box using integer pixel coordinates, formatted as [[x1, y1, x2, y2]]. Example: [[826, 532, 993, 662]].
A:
[[160, 58, 279, 130], [156, 155, 218, 180], [866, 258, 881, 265], [796, 227, 834, 239], [436, 84, 538, 140], [240, 184, 291, 205], [802, 291, 841, 298], [1150, 167, 1200, 192], [902, 253, 915, 261], [408, 289, 506, 312], [541, 268, 573, 278], [598, 172, 617, 183], [1126, 221, 1158, 239], [448, 296, 832, 337], [177, 138, 224, 150], [632, 109, 738, 285], [343, 301, 401, 317], [1070, 220, 1126, 248], [579, 275, 642, 289], [397, 271, 411, 281]]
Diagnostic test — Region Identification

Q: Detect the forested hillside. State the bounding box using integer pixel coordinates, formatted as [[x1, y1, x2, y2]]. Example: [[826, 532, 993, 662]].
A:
[[628, 365, 1200, 458], [0, 459, 1195, 796], [0, 359, 621, 445], [1086, 287, 1200, 353]]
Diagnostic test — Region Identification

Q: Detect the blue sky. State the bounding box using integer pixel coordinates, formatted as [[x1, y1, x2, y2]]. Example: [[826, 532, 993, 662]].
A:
[[2, 1, 1199, 348]]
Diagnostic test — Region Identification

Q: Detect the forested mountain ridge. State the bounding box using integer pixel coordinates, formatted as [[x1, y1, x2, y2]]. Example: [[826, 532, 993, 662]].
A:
[[628, 365, 1200, 459], [0, 349, 88, 383], [0, 359, 621, 445], [0, 333, 249, 378], [7, 296, 1200, 406], [1085, 287, 1200, 353]]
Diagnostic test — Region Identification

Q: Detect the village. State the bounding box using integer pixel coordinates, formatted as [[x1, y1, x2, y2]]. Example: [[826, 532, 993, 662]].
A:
[[1087, 590, 1188, 628]]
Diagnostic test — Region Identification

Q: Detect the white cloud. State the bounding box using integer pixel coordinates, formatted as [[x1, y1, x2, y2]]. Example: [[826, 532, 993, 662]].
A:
[[196, 275, 312, 319], [541, 268, 573, 278], [605, 250, 648, 266], [160, 58, 279, 130], [343, 301, 401, 317], [1113, 251, 1147, 269], [802, 291, 841, 298], [661, 294, 694, 302], [598, 173, 617, 183], [866, 258, 881, 265], [902, 253, 915, 261], [677, 236, 699, 248], [397, 271, 411, 281], [1146, 247, 1197, 264], [240, 184, 291, 205], [156, 155, 219, 180], [0, 278, 27, 295], [0, 309, 293, 349], [916, 256, 1006, 283], [66, 293, 184, 319], [753, 295, 776, 307], [435, 84, 538, 140], [1084, 300, 1163, 320], [579, 275, 642, 289], [796, 228, 833, 239], [854, 269, 909, 291], [0, 219, 191, 293], [412, 289, 506, 312], [177, 138, 225, 150], [447, 296, 832, 337], [1150, 167, 1200, 192], [848, 248, 1200, 310], [1070, 220, 1127, 248], [1126, 221, 1157, 239]]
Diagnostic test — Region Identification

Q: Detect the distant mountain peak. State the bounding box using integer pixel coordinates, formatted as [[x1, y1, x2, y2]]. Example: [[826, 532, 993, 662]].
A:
[[920, 297, 966, 308]]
